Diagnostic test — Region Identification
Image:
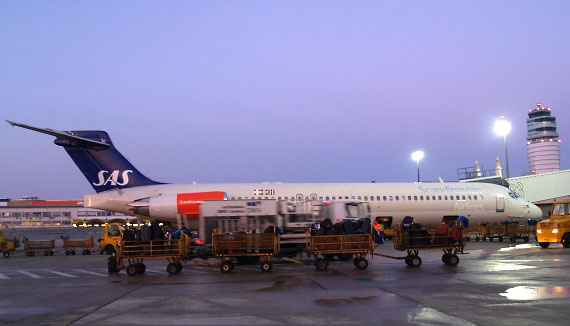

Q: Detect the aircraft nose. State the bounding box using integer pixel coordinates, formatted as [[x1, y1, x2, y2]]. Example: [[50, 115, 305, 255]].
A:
[[528, 203, 543, 219]]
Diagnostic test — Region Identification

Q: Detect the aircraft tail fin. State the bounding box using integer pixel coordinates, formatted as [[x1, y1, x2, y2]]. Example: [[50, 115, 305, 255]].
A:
[[7, 120, 163, 193]]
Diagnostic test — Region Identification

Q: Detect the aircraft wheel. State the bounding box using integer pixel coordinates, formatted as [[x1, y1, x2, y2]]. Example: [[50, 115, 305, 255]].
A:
[[220, 261, 233, 273], [3, 251, 10, 258], [489, 237, 493, 242], [65, 250, 70, 256], [71, 250, 76, 255], [126, 264, 138, 276], [260, 262, 273, 273], [539, 242, 550, 248], [475, 237, 480, 242], [167, 263, 178, 275], [523, 236, 530, 243], [355, 258, 368, 270], [315, 258, 328, 271], [408, 255, 422, 268], [498, 236, 503, 242]]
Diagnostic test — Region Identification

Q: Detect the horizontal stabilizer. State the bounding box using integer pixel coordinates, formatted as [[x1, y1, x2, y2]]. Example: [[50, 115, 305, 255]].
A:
[[6, 120, 110, 148]]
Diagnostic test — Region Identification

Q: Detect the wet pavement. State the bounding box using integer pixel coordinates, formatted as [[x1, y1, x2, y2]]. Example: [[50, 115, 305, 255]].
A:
[[1, 241, 569, 325]]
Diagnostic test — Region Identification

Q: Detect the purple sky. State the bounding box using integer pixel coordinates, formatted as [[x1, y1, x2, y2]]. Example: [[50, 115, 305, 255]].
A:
[[1, 1, 569, 200]]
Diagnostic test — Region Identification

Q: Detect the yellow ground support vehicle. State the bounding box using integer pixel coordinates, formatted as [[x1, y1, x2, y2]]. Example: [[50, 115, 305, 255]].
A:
[[97, 223, 123, 254], [1, 231, 17, 258], [537, 201, 570, 248]]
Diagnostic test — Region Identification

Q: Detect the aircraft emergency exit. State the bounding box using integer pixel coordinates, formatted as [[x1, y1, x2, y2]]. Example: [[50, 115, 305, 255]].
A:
[[7, 120, 542, 226]]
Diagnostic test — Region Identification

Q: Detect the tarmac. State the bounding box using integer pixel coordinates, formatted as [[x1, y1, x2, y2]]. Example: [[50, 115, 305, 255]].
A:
[[1, 240, 569, 326]]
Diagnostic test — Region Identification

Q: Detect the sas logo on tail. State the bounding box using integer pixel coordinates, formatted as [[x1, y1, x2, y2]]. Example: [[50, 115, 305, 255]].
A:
[[93, 170, 133, 186]]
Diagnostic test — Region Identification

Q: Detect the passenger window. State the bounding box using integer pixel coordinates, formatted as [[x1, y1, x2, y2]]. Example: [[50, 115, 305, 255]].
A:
[[364, 196, 368, 200], [420, 196, 424, 200], [426, 196, 430, 201], [408, 196, 412, 200], [480, 195, 484, 200], [444, 196, 448, 200], [238, 197, 242, 200], [432, 196, 436, 200], [231, 197, 235, 200], [473, 196, 477, 201], [438, 196, 442, 200], [462, 195, 465, 200], [332, 196, 336, 200], [377, 196, 381, 201], [389, 196, 393, 201], [351, 196, 355, 200], [456, 196, 460, 200], [326, 196, 330, 200], [370, 196, 374, 201], [395, 196, 399, 201], [468, 195, 471, 200], [414, 196, 418, 200], [319, 196, 323, 201], [383, 196, 387, 201], [345, 196, 349, 199], [358, 196, 362, 200]]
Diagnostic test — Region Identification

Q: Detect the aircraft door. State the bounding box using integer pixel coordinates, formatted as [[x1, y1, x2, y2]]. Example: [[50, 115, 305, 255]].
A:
[[296, 193, 304, 203], [496, 195, 505, 212]]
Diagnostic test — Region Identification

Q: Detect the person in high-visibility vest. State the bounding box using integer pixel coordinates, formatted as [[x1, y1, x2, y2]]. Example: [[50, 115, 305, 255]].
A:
[[373, 220, 384, 244]]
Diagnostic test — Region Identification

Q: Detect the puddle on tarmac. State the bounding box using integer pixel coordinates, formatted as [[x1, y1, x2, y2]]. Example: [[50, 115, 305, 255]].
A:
[[256, 275, 319, 291], [314, 296, 378, 306], [498, 243, 537, 252], [500, 286, 570, 300], [488, 263, 536, 271]]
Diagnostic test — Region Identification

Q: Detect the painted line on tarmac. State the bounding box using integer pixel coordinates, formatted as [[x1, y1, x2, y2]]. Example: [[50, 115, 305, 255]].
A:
[[144, 269, 165, 274], [0, 273, 10, 280], [73, 269, 107, 276], [17, 270, 42, 279], [46, 270, 77, 278]]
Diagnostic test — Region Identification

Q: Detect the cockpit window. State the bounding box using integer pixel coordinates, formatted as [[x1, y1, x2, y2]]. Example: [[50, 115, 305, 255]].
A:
[[508, 191, 517, 199]]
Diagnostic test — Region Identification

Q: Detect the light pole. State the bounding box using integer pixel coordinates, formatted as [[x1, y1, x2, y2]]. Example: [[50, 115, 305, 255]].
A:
[[493, 116, 512, 178], [411, 150, 424, 183]]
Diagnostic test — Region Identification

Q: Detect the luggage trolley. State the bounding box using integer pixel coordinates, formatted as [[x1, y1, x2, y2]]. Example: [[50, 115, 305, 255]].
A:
[[63, 237, 95, 256], [307, 228, 375, 271], [393, 224, 465, 268], [211, 229, 280, 273], [504, 222, 530, 243], [24, 238, 55, 256], [108, 234, 189, 276]]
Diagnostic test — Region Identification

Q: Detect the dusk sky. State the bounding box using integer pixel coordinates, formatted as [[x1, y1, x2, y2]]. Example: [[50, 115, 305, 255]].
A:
[[1, 1, 569, 200]]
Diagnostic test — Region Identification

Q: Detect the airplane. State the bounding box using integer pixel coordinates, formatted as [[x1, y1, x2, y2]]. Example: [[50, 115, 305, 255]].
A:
[[7, 120, 542, 228]]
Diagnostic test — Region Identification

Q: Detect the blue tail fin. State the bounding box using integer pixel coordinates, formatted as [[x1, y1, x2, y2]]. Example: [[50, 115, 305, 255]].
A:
[[7, 121, 163, 192]]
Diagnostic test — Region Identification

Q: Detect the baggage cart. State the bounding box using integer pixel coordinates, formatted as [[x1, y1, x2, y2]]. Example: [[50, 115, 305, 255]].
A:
[[63, 237, 95, 256], [305, 228, 375, 271], [393, 225, 465, 268], [24, 238, 55, 256], [1, 238, 15, 258], [480, 223, 506, 242], [212, 229, 280, 273], [108, 234, 189, 276], [504, 222, 530, 243]]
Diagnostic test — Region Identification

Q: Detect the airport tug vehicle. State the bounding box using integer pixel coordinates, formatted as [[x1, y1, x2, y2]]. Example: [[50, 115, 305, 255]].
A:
[[536, 200, 570, 248]]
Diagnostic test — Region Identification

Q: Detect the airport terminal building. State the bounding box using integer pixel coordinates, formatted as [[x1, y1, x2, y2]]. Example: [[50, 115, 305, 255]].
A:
[[0, 197, 134, 228]]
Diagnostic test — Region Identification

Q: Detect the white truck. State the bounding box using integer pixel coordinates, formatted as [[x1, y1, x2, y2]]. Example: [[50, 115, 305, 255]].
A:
[[196, 199, 370, 255]]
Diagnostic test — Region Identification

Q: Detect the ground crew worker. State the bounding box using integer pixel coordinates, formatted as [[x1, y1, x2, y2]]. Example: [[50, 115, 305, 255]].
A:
[[373, 219, 384, 244]]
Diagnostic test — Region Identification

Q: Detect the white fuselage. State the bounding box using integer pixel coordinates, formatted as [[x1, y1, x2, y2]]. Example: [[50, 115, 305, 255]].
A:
[[85, 182, 542, 226]]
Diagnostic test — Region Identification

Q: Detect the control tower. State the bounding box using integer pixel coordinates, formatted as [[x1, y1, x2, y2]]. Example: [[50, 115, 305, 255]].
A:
[[526, 103, 561, 174]]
